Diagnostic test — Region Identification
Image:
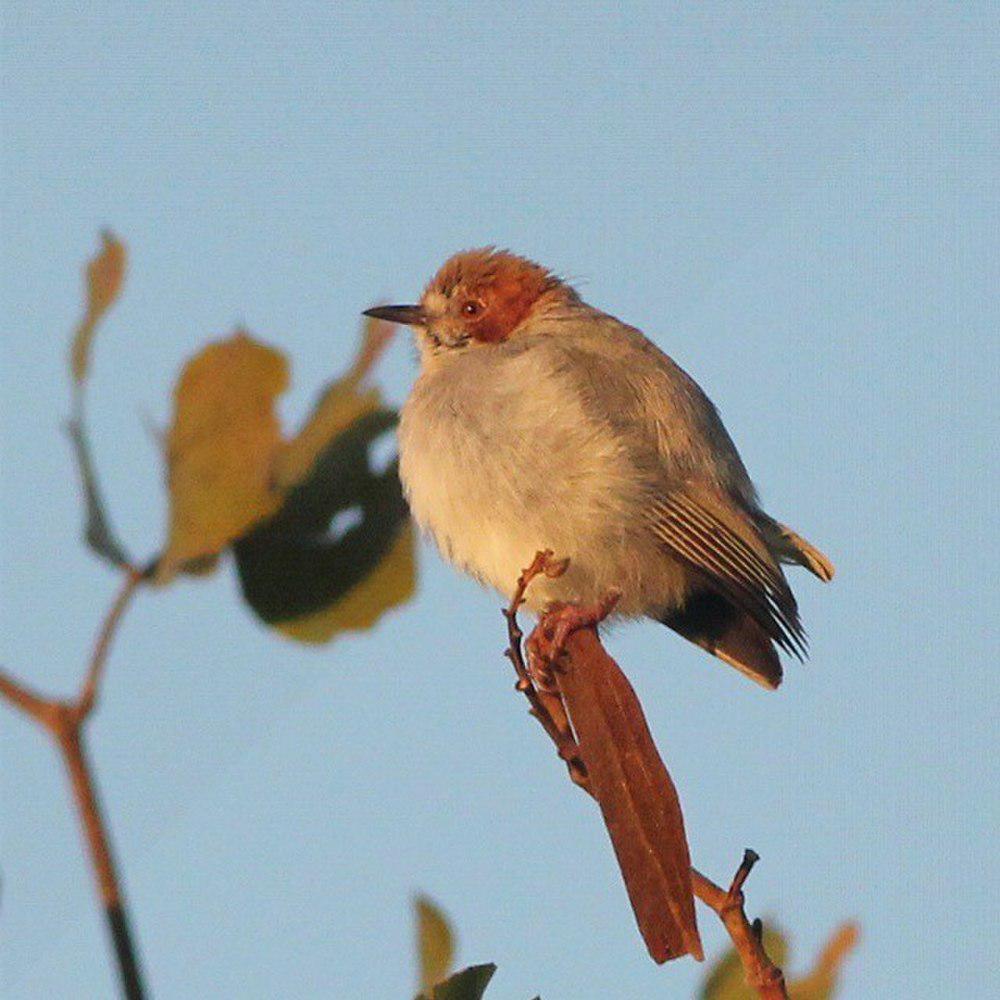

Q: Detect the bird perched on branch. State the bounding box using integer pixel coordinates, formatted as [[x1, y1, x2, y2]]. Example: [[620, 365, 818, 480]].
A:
[[366, 248, 833, 689]]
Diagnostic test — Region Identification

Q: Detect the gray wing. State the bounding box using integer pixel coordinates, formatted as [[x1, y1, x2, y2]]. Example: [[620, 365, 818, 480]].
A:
[[545, 318, 811, 661], [544, 315, 760, 504], [648, 488, 807, 659]]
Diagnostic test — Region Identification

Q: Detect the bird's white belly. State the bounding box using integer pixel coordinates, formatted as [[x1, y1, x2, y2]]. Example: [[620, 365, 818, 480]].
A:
[[398, 351, 681, 614], [402, 437, 551, 593]]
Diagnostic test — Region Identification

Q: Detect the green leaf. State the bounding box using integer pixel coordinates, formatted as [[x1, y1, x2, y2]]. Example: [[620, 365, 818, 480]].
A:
[[68, 416, 132, 568], [415, 895, 456, 993], [233, 408, 413, 641], [700, 925, 788, 1000], [702, 921, 858, 1000], [232, 313, 414, 641], [416, 964, 496, 1000]]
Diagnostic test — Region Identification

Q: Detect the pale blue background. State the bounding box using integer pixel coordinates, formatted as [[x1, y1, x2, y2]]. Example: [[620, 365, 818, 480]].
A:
[[2, 3, 997, 998]]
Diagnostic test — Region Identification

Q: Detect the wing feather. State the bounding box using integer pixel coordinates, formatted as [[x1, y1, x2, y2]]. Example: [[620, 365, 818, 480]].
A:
[[649, 492, 807, 659]]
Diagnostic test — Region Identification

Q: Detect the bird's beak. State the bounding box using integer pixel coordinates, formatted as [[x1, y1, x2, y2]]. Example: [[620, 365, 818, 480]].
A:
[[362, 304, 428, 327]]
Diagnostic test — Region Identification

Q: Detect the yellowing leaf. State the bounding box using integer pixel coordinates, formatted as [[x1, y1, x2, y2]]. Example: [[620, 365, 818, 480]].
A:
[[415, 895, 456, 994], [788, 923, 860, 1000], [275, 380, 380, 491], [702, 921, 858, 1000], [71, 230, 126, 384], [231, 313, 413, 643], [273, 520, 415, 643], [273, 314, 396, 491], [156, 331, 288, 583]]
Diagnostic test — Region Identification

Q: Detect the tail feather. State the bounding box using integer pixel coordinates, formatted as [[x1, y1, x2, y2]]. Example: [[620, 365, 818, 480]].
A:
[[758, 516, 835, 582], [660, 589, 783, 690]]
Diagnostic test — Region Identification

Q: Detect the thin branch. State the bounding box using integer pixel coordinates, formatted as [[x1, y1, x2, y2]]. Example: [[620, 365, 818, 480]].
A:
[[501, 551, 790, 992], [79, 568, 142, 718], [0, 667, 53, 725], [502, 550, 589, 789], [691, 853, 789, 999], [0, 572, 146, 999]]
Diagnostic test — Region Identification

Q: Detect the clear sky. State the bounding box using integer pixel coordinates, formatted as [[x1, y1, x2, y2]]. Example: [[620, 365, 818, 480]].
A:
[[2, 3, 996, 998]]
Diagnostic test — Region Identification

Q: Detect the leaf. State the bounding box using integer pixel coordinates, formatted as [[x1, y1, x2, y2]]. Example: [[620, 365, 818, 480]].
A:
[[67, 417, 132, 568], [65, 231, 132, 567], [788, 923, 860, 1000], [234, 314, 412, 641], [701, 921, 858, 999], [233, 409, 413, 641], [416, 964, 496, 1000], [272, 313, 396, 491], [415, 895, 456, 993], [156, 331, 288, 583], [701, 925, 788, 1000], [558, 629, 702, 963], [71, 230, 126, 384], [273, 520, 414, 643]]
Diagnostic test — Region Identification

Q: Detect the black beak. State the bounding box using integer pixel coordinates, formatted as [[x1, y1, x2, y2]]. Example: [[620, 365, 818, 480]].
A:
[[362, 304, 428, 326]]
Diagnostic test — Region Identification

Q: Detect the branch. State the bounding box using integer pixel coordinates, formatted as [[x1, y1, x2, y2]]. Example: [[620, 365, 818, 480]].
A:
[[503, 551, 701, 963], [79, 569, 142, 717], [0, 571, 146, 999], [691, 853, 789, 999], [502, 550, 588, 788], [0, 666, 53, 725], [501, 551, 789, 993]]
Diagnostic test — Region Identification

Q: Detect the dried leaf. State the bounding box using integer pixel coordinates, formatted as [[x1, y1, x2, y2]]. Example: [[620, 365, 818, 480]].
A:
[[156, 331, 288, 583], [559, 629, 702, 963], [416, 964, 496, 1000], [71, 230, 126, 384], [415, 895, 456, 993]]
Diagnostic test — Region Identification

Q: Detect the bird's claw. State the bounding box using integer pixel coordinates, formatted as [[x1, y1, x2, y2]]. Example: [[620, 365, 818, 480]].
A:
[[534, 590, 622, 666]]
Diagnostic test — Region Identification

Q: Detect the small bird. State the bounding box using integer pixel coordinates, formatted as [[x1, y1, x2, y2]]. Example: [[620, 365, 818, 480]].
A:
[[366, 248, 833, 689]]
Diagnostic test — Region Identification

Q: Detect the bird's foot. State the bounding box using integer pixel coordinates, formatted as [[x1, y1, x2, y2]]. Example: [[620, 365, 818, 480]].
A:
[[534, 591, 622, 667], [525, 629, 559, 693]]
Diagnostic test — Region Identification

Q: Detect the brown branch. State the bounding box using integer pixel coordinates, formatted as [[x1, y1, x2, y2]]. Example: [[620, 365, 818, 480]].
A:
[[501, 551, 789, 993], [502, 550, 589, 789], [0, 570, 146, 999], [79, 568, 142, 718], [691, 853, 789, 999], [0, 666, 53, 724]]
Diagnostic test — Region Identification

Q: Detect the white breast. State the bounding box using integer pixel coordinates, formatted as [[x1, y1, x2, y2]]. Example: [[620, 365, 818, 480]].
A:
[[397, 340, 683, 613]]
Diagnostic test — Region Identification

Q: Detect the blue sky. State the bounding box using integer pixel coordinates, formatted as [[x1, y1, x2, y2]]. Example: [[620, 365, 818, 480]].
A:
[[2, 3, 996, 997]]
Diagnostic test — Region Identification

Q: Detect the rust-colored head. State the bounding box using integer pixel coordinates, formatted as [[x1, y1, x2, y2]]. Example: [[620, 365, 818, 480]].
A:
[[364, 248, 576, 354]]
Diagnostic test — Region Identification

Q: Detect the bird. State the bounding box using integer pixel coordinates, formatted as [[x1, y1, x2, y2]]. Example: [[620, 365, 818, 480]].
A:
[[365, 248, 833, 691]]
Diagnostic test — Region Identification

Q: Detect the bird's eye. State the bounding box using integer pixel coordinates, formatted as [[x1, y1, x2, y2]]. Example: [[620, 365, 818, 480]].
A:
[[462, 300, 481, 317]]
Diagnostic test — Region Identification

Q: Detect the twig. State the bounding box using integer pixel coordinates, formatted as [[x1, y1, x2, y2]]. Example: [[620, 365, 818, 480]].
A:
[[691, 853, 788, 999], [79, 569, 142, 717], [501, 552, 790, 991], [0, 570, 146, 999], [502, 550, 590, 790]]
